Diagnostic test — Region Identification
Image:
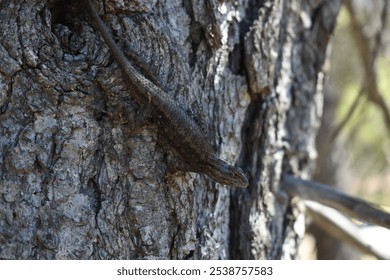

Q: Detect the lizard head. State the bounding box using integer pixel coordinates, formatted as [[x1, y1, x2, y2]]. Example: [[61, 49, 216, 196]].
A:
[[204, 157, 249, 188]]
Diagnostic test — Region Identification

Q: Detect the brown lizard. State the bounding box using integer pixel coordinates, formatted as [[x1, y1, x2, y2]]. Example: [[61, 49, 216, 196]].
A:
[[83, 0, 248, 187]]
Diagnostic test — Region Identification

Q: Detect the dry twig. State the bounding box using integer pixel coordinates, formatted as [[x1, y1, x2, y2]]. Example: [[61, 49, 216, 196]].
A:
[[345, 0, 390, 132], [282, 175, 390, 230], [306, 201, 390, 259]]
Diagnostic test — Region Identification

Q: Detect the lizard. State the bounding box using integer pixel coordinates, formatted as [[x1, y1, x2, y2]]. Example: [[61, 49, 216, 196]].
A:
[[83, 0, 249, 188]]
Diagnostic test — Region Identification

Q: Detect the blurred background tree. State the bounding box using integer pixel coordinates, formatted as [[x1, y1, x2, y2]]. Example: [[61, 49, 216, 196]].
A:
[[302, 0, 390, 259]]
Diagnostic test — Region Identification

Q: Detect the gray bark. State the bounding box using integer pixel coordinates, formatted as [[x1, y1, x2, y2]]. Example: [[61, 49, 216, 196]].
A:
[[0, 0, 340, 259]]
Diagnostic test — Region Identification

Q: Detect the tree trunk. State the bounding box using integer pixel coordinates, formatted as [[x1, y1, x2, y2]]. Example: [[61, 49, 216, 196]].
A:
[[0, 0, 340, 259], [311, 81, 359, 260]]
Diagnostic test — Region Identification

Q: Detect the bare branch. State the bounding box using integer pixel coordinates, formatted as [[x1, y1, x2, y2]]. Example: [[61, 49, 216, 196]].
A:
[[328, 86, 364, 144], [282, 175, 390, 229], [317, 85, 364, 163], [345, 0, 390, 133], [306, 201, 390, 259]]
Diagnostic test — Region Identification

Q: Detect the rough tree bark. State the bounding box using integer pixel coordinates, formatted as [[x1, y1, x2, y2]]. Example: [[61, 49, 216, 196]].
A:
[[0, 0, 340, 259]]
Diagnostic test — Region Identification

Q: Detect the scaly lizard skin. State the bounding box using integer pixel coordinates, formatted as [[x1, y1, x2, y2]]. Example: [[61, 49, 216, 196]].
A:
[[84, 0, 248, 188]]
